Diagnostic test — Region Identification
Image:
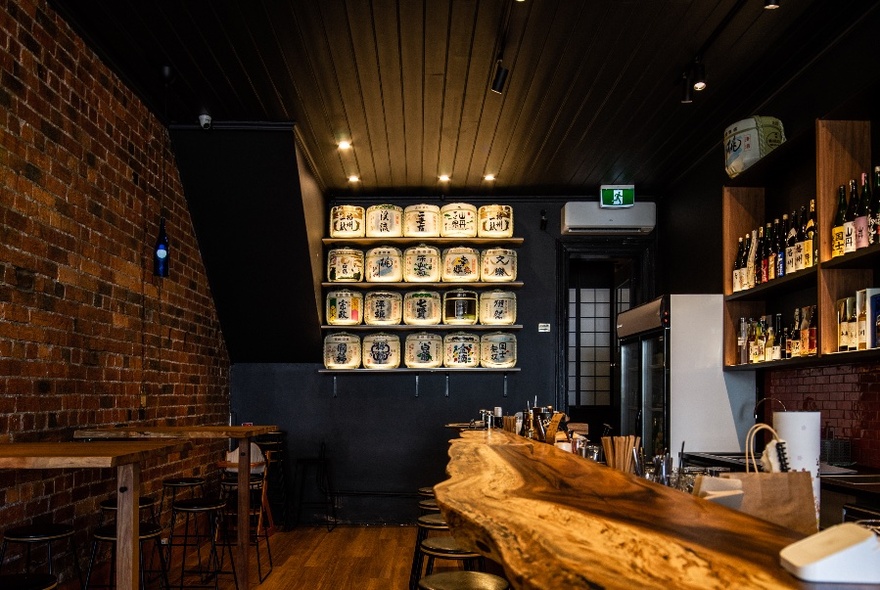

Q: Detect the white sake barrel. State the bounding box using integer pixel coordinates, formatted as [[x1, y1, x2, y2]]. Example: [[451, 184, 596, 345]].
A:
[[443, 332, 480, 368], [404, 332, 443, 368], [364, 291, 402, 325], [323, 333, 361, 369], [480, 248, 517, 282], [403, 244, 441, 282], [365, 204, 403, 237], [326, 247, 364, 282], [362, 332, 401, 369], [442, 247, 479, 282], [329, 205, 365, 238], [440, 203, 477, 237], [365, 246, 403, 282], [325, 289, 363, 326], [480, 332, 517, 368], [403, 204, 441, 237], [443, 289, 478, 325], [403, 291, 442, 325], [478, 204, 514, 238], [479, 290, 517, 325]]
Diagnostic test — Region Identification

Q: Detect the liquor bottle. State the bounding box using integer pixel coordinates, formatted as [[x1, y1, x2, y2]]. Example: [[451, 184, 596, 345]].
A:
[[753, 226, 764, 286], [745, 229, 757, 290], [786, 210, 798, 270], [839, 299, 850, 352], [761, 223, 771, 283], [873, 166, 880, 244], [772, 313, 783, 360], [794, 207, 806, 271], [777, 214, 788, 278], [844, 179, 858, 254], [856, 174, 871, 249], [746, 319, 756, 364], [780, 326, 789, 360], [740, 233, 751, 290], [763, 323, 775, 362], [831, 185, 847, 258], [799, 307, 810, 356], [738, 317, 749, 365], [847, 298, 858, 351], [808, 304, 817, 356], [153, 217, 169, 277], [804, 199, 816, 267], [768, 219, 779, 280], [732, 236, 744, 292], [752, 319, 765, 363], [858, 299, 868, 350]]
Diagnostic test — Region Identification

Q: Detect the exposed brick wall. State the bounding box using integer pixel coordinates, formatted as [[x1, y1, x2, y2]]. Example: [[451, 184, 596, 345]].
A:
[[763, 362, 880, 468], [0, 0, 229, 583]]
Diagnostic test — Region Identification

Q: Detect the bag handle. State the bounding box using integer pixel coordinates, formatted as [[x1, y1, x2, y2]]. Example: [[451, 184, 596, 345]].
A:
[[744, 423, 781, 473]]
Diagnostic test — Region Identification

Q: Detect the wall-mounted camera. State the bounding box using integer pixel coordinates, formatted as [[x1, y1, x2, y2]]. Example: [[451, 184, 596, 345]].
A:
[[198, 113, 212, 130]]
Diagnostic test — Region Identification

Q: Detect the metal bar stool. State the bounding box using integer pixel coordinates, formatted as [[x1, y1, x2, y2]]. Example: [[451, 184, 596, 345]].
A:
[[418, 498, 441, 514], [0, 573, 59, 590], [159, 478, 205, 530], [409, 513, 449, 590], [293, 442, 337, 531], [99, 496, 159, 524], [418, 486, 436, 498], [167, 496, 232, 590], [418, 571, 509, 590], [84, 521, 170, 589], [0, 524, 83, 588], [420, 536, 484, 577]]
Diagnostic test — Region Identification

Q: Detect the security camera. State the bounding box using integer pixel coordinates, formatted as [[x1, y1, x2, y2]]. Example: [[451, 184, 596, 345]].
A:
[[198, 114, 212, 130]]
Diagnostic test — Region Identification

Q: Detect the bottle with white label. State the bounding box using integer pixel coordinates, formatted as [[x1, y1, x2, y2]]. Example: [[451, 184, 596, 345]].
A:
[[844, 179, 859, 254]]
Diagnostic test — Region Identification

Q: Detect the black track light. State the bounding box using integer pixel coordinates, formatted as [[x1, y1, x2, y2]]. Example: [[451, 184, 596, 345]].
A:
[[680, 71, 693, 104], [491, 60, 509, 94], [692, 57, 707, 91]]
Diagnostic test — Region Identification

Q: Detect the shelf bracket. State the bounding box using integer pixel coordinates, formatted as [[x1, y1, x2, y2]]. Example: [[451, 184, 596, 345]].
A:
[[503, 373, 508, 398], [445, 373, 450, 398], [414, 374, 419, 398], [332, 375, 338, 398]]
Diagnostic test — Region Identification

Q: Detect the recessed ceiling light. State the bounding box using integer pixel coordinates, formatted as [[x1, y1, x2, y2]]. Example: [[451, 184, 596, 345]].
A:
[[338, 140, 351, 150], [348, 175, 359, 183], [438, 175, 450, 182], [484, 174, 496, 181]]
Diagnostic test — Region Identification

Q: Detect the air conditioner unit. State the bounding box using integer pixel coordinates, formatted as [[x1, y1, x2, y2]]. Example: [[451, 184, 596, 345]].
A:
[[561, 201, 656, 235]]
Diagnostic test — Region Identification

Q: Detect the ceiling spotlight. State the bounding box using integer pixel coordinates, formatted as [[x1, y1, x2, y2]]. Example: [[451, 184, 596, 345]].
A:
[[438, 174, 451, 182], [348, 175, 359, 183], [692, 58, 707, 91], [484, 174, 496, 181], [680, 71, 693, 104], [764, 0, 780, 8], [490, 61, 509, 94], [338, 140, 351, 150]]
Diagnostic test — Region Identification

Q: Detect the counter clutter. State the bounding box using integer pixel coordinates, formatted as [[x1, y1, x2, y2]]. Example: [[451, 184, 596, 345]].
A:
[[434, 429, 879, 590]]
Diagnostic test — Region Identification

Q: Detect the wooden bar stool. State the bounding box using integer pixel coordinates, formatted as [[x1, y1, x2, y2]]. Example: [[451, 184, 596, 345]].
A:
[[84, 521, 170, 589], [420, 536, 483, 577], [418, 571, 509, 590], [0, 573, 58, 590], [0, 524, 83, 588], [409, 513, 449, 590]]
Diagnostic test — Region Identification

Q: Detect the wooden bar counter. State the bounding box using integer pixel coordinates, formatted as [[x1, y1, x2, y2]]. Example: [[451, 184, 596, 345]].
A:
[[434, 430, 868, 590]]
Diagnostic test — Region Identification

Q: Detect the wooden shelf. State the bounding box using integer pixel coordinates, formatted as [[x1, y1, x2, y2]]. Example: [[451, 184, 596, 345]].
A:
[[820, 243, 880, 269], [322, 324, 522, 331], [725, 266, 817, 301], [323, 237, 523, 247], [725, 348, 880, 371]]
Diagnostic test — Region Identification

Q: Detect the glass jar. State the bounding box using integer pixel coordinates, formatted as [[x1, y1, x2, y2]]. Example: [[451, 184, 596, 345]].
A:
[[403, 291, 442, 325], [326, 247, 364, 282], [329, 205, 365, 238], [404, 332, 443, 368], [479, 290, 516, 325], [443, 289, 478, 325], [440, 203, 477, 237], [443, 332, 480, 368], [325, 289, 363, 325], [403, 204, 441, 237], [442, 247, 479, 282], [365, 246, 403, 282], [478, 204, 514, 238], [403, 244, 441, 282], [480, 332, 517, 368], [365, 204, 403, 237], [364, 291, 402, 325], [323, 333, 361, 369], [362, 332, 401, 369], [480, 248, 517, 282]]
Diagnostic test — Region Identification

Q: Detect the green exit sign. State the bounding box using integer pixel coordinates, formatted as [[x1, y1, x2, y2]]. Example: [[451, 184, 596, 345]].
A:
[[600, 185, 635, 208]]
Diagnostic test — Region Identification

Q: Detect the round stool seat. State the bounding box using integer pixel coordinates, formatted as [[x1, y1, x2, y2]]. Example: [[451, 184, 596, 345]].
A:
[[420, 536, 480, 559], [418, 571, 509, 590], [171, 496, 226, 512], [0, 573, 58, 590], [162, 476, 205, 488], [417, 513, 449, 530], [3, 524, 74, 543], [93, 522, 162, 542], [99, 495, 158, 511], [418, 486, 436, 497], [418, 498, 440, 512]]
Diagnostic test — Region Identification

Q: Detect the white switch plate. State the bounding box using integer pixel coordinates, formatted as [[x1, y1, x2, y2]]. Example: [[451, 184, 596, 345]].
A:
[[538, 323, 551, 333]]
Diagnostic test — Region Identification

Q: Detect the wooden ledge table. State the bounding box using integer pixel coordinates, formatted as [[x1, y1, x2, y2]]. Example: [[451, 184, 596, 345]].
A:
[[74, 425, 277, 589], [435, 429, 874, 590], [0, 439, 190, 590]]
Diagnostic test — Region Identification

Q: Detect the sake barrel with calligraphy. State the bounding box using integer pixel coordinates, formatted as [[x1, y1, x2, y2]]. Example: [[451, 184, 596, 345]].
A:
[[403, 204, 441, 237], [403, 291, 442, 325], [329, 205, 365, 238], [440, 202, 477, 237], [404, 332, 443, 368], [365, 246, 403, 282], [480, 332, 517, 368], [362, 332, 401, 369], [323, 332, 361, 369], [442, 246, 480, 282], [403, 244, 441, 282], [443, 289, 479, 325], [477, 204, 514, 238], [365, 204, 403, 237], [443, 332, 480, 368], [326, 289, 363, 326], [327, 247, 364, 282], [480, 247, 518, 282], [479, 290, 517, 325], [364, 291, 402, 325]]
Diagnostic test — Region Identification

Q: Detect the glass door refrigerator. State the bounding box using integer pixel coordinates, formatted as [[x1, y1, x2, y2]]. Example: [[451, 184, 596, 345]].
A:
[[617, 295, 755, 461]]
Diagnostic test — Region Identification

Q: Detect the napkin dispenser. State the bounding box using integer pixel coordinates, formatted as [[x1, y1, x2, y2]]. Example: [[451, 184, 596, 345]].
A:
[[779, 523, 880, 583]]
